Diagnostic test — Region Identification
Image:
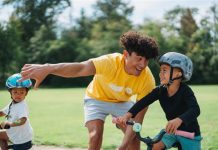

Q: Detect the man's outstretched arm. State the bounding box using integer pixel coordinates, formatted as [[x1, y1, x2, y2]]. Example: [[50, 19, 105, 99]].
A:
[[20, 60, 96, 89]]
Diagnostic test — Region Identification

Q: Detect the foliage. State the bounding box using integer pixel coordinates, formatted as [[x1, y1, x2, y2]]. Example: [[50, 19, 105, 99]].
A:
[[3, 0, 71, 41], [0, 0, 218, 87], [0, 22, 22, 85], [87, 0, 133, 56]]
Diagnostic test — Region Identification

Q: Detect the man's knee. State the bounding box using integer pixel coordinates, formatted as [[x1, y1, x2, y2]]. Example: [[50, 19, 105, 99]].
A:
[[86, 120, 104, 150], [0, 140, 8, 150], [131, 135, 139, 143], [128, 136, 140, 150], [89, 129, 102, 142]]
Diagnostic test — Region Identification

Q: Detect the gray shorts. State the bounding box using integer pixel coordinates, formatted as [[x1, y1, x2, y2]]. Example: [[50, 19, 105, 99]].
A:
[[84, 97, 134, 124]]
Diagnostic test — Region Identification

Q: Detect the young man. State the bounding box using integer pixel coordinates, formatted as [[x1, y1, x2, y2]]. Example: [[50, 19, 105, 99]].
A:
[[117, 52, 202, 150], [20, 31, 159, 150]]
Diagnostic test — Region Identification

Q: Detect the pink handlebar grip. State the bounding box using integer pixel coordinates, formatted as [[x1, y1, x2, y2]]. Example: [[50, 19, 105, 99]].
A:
[[175, 130, 195, 139]]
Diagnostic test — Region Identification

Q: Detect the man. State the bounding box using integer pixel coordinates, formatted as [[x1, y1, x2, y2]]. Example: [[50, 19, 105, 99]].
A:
[[20, 31, 159, 150]]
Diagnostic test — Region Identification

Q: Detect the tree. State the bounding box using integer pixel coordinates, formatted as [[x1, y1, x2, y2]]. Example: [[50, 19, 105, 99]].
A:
[[190, 3, 218, 84], [2, 0, 72, 74], [180, 8, 198, 38], [3, 0, 71, 42], [88, 0, 133, 56], [0, 22, 22, 86], [164, 7, 198, 54], [27, 25, 57, 63], [72, 9, 96, 61], [210, 3, 218, 54]]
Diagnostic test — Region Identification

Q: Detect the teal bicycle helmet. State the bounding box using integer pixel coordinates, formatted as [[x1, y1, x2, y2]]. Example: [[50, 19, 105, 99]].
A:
[[6, 73, 32, 89]]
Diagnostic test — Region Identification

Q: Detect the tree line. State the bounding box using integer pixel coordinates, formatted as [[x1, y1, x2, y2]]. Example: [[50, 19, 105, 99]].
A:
[[0, 0, 217, 88]]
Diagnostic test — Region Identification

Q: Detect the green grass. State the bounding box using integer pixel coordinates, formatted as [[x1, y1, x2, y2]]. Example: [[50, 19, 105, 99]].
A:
[[0, 85, 218, 150]]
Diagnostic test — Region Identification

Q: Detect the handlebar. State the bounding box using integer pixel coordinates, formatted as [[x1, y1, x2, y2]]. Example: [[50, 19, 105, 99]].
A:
[[126, 120, 166, 145], [4, 124, 10, 129], [0, 124, 10, 129], [113, 118, 193, 150]]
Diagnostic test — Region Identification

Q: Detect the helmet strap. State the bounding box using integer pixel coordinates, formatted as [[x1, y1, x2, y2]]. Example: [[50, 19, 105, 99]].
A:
[[172, 76, 183, 81], [167, 67, 174, 86], [9, 94, 18, 103], [9, 95, 19, 103], [167, 67, 183, 86]]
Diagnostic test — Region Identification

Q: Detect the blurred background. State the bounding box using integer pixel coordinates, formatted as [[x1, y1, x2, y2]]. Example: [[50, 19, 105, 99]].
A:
[[0, 0, 217, 87], [1, 1, 218, 149]]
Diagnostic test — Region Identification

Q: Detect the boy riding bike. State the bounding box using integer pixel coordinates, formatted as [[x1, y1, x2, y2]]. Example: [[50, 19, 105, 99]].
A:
[[117, 52, 202, 150], [0, 73, 33, 150]]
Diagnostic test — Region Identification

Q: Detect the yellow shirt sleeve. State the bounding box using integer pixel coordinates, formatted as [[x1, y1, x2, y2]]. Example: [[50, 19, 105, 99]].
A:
[[91, 53, 120, 79]]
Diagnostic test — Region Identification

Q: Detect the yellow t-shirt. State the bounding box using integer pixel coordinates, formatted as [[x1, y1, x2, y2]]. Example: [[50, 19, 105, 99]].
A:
[[86, 53, 155, 102]]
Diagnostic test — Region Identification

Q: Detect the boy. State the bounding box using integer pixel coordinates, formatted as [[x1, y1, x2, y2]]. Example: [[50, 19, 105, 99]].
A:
[[117, 52, 202, 150], [0, 73, 33, 150]]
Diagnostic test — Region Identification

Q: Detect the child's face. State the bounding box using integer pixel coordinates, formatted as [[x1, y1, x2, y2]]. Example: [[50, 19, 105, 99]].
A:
[[10, 88, 28, 102], [159, 64, 182, 85]]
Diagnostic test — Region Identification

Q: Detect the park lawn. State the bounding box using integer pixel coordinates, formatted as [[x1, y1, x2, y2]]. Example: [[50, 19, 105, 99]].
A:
[[0, 85, 218, 150]]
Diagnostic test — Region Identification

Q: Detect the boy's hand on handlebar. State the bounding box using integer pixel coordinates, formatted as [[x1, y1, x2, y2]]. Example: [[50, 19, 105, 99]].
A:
[[116, 113, 132, 128], [165, 118, 182, 134], [0, 121, 12, 129]]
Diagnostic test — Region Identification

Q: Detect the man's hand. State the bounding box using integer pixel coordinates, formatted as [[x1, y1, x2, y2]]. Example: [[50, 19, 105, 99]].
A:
[[20, 64, 50, 89], [165, 117, 183, 134]]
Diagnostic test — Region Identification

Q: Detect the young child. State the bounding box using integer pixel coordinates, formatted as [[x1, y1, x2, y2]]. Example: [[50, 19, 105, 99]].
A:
[[117, 52, 202, 150], [0, 73, 33, 150]]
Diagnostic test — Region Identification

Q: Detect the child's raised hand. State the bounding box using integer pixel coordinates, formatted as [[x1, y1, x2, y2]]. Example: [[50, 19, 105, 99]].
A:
[[165, 117, 183, 134]]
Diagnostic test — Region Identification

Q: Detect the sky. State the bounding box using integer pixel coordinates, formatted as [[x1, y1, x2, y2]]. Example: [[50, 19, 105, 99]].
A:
[[0, 0, 216, 27]]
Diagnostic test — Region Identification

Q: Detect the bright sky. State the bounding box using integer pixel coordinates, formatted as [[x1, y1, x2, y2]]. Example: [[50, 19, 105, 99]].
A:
[[0, 0, 216, 26]]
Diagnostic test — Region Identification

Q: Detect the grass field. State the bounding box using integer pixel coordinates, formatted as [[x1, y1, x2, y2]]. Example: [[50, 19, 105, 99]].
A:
[[0, 85, 218, 150]]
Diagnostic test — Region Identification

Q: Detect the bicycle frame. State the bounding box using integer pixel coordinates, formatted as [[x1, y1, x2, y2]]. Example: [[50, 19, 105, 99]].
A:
[[1, 125, 32, 150], [113, 118, 192, 149], [126, 121, 166, 150]]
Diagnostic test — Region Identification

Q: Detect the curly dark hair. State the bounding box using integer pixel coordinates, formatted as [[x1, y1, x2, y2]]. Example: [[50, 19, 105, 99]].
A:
[[120, 31, 159, 59]]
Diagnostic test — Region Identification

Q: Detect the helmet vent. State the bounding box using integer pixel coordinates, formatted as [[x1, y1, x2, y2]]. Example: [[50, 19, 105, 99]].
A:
[[172, 60, 181, 64]]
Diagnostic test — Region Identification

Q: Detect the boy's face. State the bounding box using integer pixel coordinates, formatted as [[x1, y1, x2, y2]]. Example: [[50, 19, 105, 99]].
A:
[[159, 64, 182, 85], [123, 50, 149, 76], [10, 88, 28, 102]]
